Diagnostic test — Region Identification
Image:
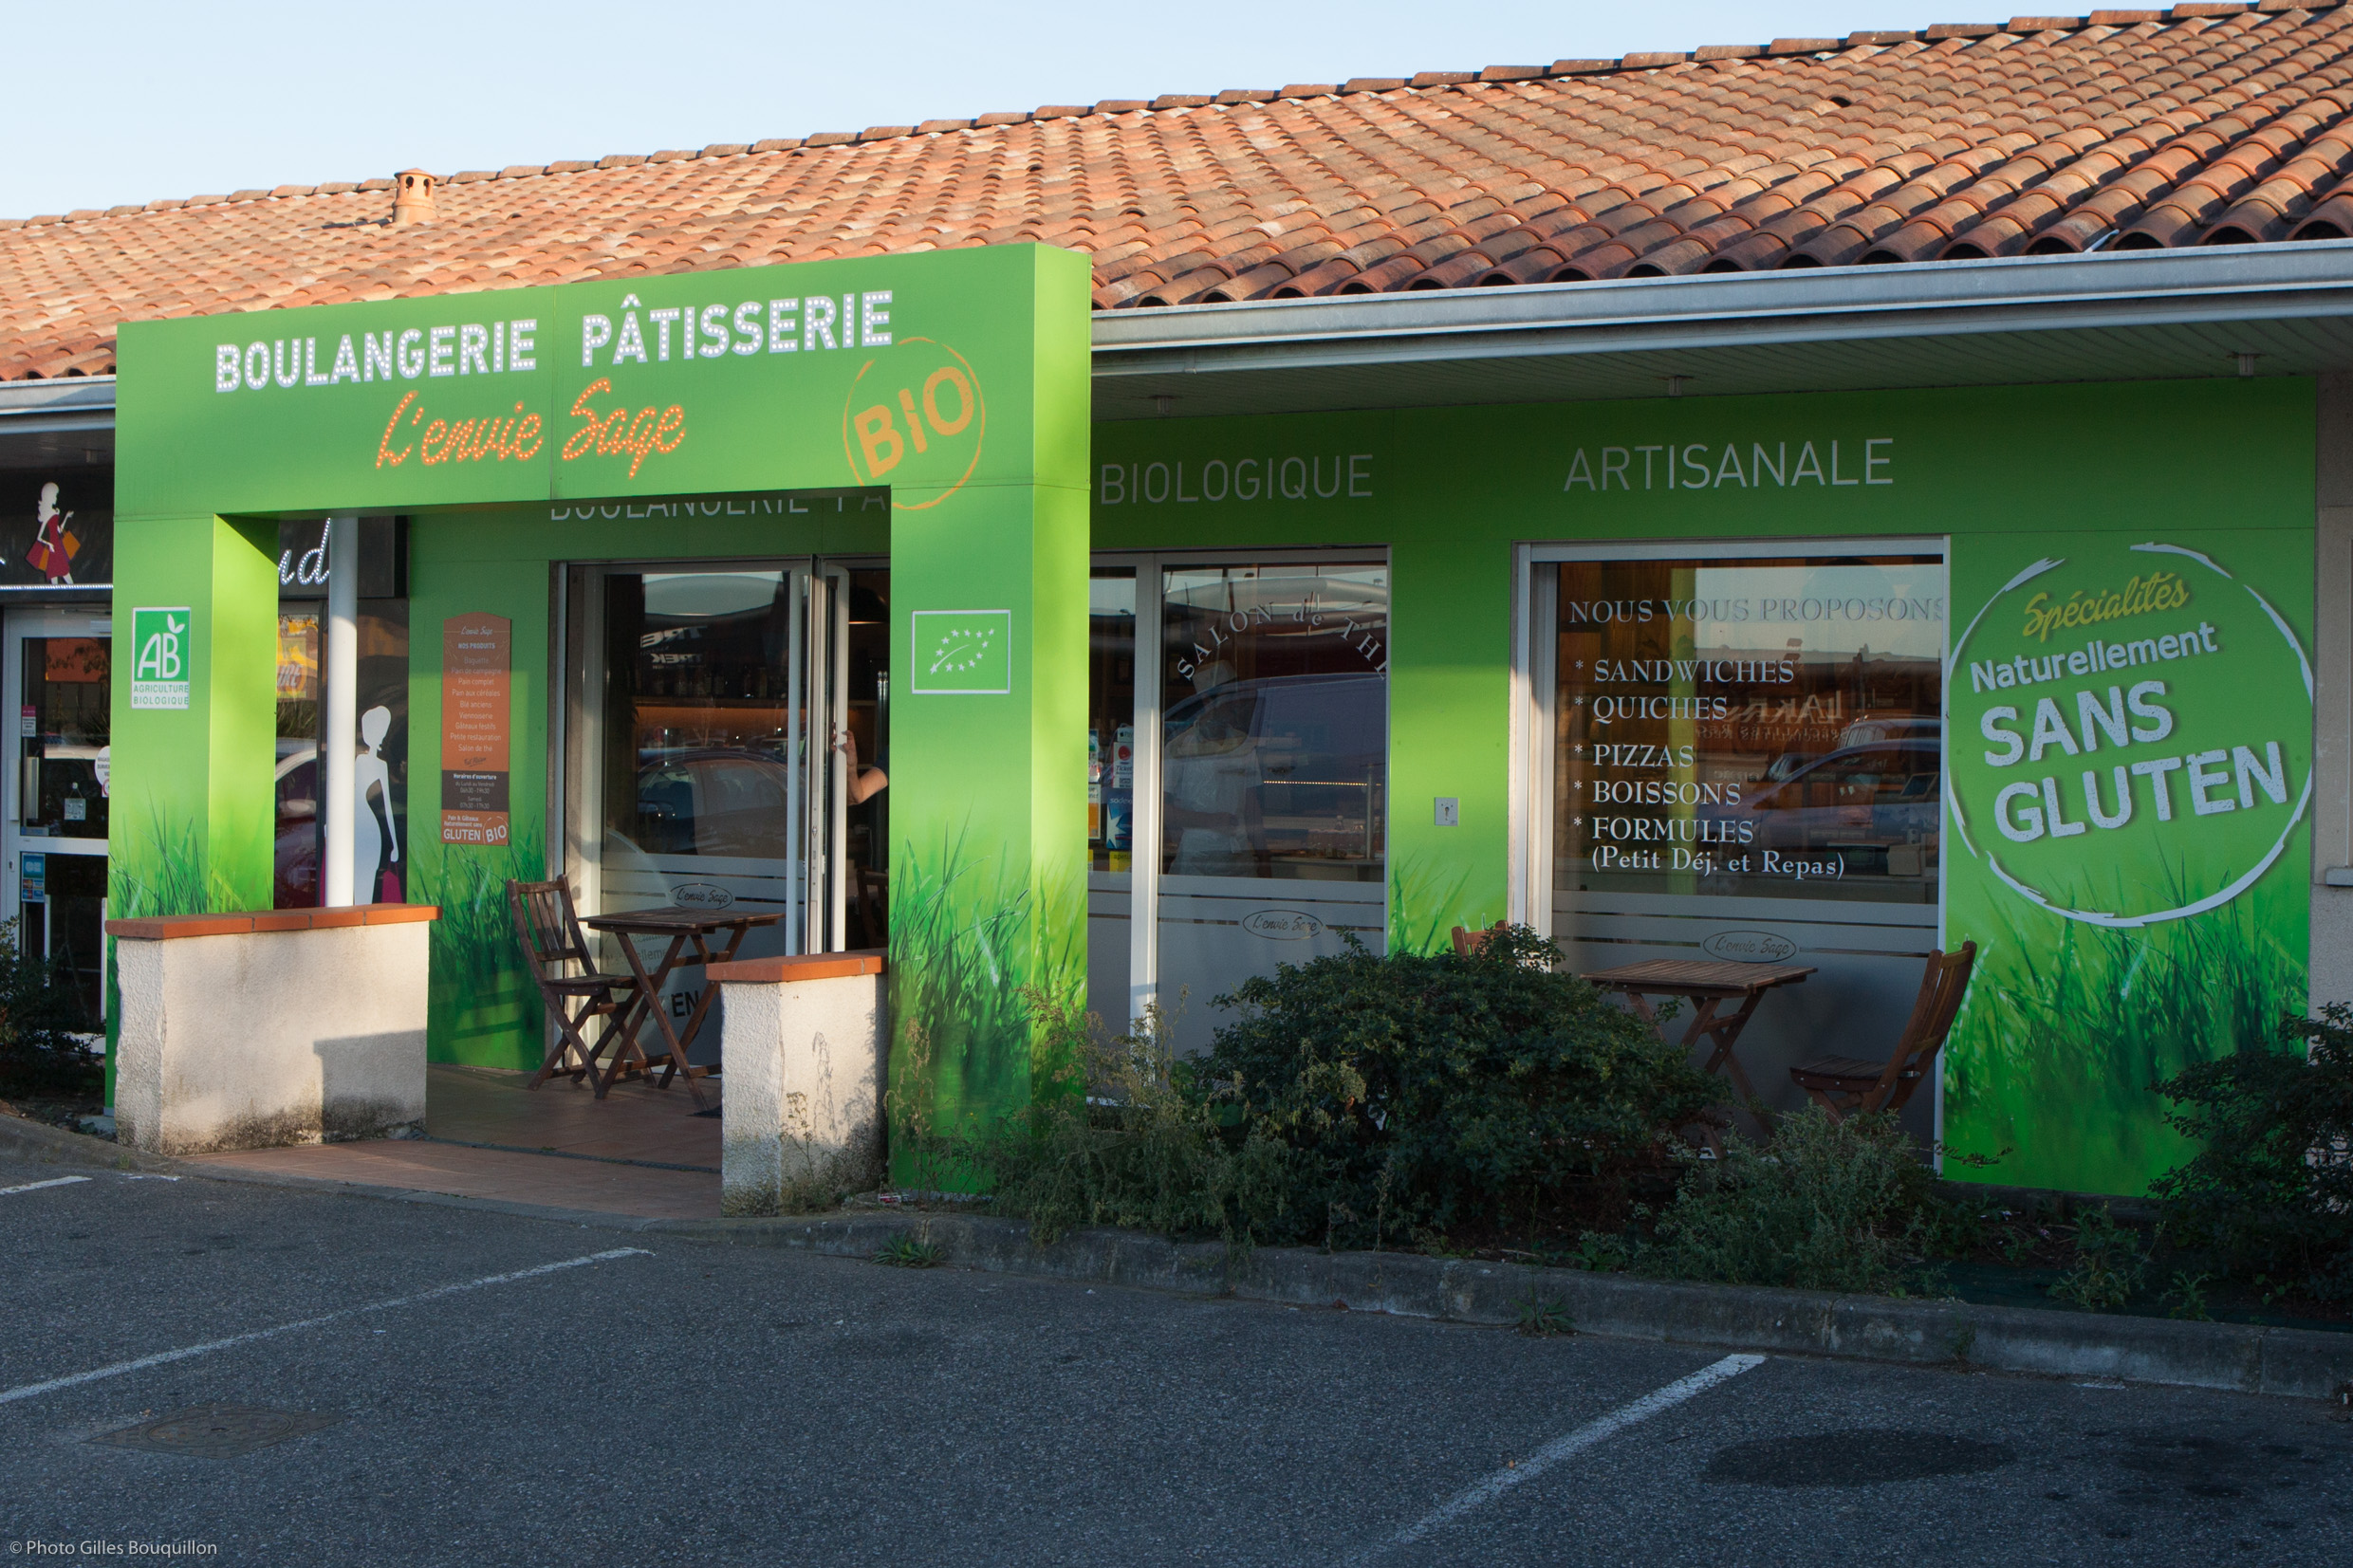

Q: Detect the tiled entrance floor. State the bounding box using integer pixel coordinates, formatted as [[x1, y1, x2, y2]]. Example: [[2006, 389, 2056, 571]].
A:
[[182, 1064, 721, 1220]]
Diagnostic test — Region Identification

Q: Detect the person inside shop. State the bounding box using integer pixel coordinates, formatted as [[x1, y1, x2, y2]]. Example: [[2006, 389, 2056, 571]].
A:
[[837, 724, 887, 803], [1162, 658, 1269, 876]]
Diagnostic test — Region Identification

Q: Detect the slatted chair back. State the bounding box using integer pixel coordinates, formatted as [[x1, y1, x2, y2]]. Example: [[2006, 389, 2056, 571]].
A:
[[1451, 921, 1508, 958], [1861, 941, 1978, 1114], [509, 876, 597, 984]]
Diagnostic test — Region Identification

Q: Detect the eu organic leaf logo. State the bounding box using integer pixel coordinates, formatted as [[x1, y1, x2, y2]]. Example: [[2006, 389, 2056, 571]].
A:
[[911, 610, 1011, 694]]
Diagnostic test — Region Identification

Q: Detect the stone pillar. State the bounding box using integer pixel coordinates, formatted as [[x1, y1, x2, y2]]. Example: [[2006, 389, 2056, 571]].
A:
[[711, 952, 887, 1214]]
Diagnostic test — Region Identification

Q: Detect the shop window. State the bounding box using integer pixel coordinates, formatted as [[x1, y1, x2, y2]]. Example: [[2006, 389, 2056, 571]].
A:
[[1551, 554, 1945, 905], [1160, 563, 1388, 882]]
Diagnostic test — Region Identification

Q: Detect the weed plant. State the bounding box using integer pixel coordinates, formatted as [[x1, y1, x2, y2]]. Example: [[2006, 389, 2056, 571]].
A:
[[2047, 1205, 2147, 1311], [965, 988, 1295, 1257], [1636, 1106, 1964, 1295], [2150, 1003, 2353, 1302], [874, 1230, 945, 1268]]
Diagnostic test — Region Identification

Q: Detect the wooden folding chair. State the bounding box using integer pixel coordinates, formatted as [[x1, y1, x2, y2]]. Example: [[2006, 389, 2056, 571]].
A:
[[1451, 921, 1509, 957], [1788, 941, 1977, 1121], [507, 876, 653, 1097]]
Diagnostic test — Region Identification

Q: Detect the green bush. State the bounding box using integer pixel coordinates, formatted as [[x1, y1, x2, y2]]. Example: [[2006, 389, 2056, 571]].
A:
[[2151, 1003, 2353, 1302], [1637, 1105, 1947, 1295], [0, 918, 98, 1099], [1198, 927, 1719, 1248]]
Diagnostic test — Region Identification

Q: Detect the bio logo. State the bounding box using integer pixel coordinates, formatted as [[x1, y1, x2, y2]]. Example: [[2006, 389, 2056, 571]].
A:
[[131, 606, 193, 711], [1948, 542, 2312, 928], [842, 338, 985, 507], [910, 609, 1011, 694]]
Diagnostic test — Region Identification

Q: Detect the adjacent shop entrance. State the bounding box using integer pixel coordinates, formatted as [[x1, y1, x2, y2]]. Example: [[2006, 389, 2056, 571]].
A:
[[1523, 539, 1949, 1137], [1088, 552, 1389, 1052], [558, 559, 888, 1051], [3, 609, 111, 1024]]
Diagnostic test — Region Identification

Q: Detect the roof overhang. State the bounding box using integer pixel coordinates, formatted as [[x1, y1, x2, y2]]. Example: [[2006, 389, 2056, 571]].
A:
[[1087, 241, 2353, 421], [0, 375, 116, 471]]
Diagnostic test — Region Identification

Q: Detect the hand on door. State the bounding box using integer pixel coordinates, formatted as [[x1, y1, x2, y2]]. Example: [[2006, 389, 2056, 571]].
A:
[[835, 725, 888, 805]]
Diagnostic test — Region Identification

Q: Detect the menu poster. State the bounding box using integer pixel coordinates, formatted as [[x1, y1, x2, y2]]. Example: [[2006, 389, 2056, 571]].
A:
[[440, 613, 511, 846]]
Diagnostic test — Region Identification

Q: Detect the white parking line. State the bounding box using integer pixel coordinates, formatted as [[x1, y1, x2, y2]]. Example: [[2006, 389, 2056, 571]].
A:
[[0, 1176, 92, 1198], [0, 1247, 652, 1407], [1364, 1353, 1767, 1560]]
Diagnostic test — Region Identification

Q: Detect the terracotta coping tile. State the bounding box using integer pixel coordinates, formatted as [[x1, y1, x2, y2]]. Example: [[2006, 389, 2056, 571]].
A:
[[1151, 94, 1214, 109], [2169, 2, 2249, 12], [707, 951, 885, 984], [1478, 65, 1546, 82], [2007, 15, 2088, 28], [1410, 71, 1478, 86], [858, 126, 916, 141], [228, 188, 269, 202], [1342, 78, 1408, 93], [106, 905, 440, 940], [1093, 100, 1148, 113], [1278, 83, 1339, 96], [1546, 60, 1616, 75], [700, 143, 750, 157], [357, 177, 395, 190], [1924, 23, 2005, 39], [1695, 45, 1767, 60], [1773, 36, 1849, 52], [2091, 8, 2167, 18], [1621, 53, 1692, 68]]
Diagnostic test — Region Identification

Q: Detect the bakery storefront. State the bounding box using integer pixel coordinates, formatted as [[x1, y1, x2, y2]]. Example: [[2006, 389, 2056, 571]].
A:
[[102, 241, 2325, 1200]]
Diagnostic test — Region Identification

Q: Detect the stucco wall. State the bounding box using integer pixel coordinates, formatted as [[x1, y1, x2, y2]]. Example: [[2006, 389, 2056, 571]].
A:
[[114, 922, 430, 1154]]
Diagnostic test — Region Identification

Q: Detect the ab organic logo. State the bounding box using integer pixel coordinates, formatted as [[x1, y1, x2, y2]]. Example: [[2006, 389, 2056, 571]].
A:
[[1948, 542, 2313, 927], [130, 607, 192, 711], [841, 338, 986, 507]]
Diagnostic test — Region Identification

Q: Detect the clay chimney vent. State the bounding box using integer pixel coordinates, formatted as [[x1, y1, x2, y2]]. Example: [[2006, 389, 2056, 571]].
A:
[[391, 169, 437, 226]]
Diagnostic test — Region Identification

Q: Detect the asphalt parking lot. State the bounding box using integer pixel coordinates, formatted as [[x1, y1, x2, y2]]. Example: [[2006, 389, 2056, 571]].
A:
[[3, 1153, 2349, 1566]]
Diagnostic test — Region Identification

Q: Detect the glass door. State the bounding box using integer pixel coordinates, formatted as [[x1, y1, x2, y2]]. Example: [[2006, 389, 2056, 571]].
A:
[[3, 612, 112, 1026], [563, 560, 887, 1042]]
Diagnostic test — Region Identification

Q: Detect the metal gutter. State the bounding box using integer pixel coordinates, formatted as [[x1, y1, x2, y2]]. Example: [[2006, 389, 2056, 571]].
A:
[[1087, 242, 2353, 375], [0, 375, 117, 434]]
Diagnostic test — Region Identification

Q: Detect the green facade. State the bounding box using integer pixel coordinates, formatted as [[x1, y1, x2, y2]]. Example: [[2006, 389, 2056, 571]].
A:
[[108, 243, 2318, 1197]]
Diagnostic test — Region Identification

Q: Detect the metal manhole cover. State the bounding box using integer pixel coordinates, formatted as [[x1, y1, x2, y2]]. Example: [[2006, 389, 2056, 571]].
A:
[[91, 1404, 340, 1459], [1704, 1429, 2015, 1487]]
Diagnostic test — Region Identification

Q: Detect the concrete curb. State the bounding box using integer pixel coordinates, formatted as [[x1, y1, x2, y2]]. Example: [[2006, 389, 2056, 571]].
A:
[[0, 1113, 176, 1172], [658, 1210, 2353, 1403]]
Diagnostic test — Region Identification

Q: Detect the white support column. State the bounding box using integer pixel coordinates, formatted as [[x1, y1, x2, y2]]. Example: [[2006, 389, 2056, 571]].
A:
[[322, 514, 360, 907]]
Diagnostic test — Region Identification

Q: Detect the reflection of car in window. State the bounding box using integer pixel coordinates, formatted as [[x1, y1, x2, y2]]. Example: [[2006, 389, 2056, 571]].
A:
[[1706, 742, 1941, 872], [1161, 673, 1385, 877], [274, 745, 319, 906], [631, 748, 794, 859]]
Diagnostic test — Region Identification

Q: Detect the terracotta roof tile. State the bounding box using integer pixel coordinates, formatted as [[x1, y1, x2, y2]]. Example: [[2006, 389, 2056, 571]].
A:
[[11, 5, 2353, 376]]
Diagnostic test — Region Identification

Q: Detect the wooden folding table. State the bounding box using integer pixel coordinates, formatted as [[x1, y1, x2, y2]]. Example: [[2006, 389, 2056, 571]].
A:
[[580, 906, 787, 1109], [1581, 957, 1817, 1112]]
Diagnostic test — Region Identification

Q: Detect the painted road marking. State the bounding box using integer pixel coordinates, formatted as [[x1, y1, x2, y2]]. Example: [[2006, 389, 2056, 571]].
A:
[[0, 1247, 652, 1407], [0, 1176, 92, 1197], [1364, 1353, 1767, 1560]]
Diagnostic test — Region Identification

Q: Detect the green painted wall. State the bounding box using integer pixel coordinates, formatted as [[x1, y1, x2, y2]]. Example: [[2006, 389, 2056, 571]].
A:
[[1094, 377, 2315, 1196]]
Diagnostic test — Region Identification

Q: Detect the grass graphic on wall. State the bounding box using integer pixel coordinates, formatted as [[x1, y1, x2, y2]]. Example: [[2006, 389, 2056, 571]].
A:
[[409, 837, 547, 1066], [1944, 884, 2307, 1196], [885, 825, 1083, 1190]]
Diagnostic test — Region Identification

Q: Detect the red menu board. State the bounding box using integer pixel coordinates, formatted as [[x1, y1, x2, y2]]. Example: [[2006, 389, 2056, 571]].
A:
[[440, 613, 511, 846]]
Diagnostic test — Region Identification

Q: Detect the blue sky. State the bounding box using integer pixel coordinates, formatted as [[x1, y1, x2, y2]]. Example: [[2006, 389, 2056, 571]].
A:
[[10, 2, 1973, 219]]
